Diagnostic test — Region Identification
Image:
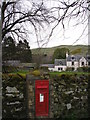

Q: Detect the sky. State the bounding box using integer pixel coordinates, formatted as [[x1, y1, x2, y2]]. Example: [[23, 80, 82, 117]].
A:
[[29, 17, 88, 49], [27, 0, 88, 49], [1, 0, 89, 49], [29, 20, 88, 49]]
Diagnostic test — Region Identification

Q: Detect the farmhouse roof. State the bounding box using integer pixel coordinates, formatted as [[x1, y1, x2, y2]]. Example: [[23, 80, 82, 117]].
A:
[[40, 64, 54, 68], [66, 55, 84, 61], [54, 59, 66, 66], [86, 55, 90, 62], [3, 60, 20, 66], [21, 63, 36, 67]]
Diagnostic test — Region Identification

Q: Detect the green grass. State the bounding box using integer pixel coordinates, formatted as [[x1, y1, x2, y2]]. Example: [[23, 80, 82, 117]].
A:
[[8, 69, 89, 78], [8, 70, 30, 75]]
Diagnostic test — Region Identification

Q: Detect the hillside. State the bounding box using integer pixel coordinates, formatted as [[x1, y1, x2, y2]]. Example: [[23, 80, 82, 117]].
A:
[[31, 45, 88, 56]]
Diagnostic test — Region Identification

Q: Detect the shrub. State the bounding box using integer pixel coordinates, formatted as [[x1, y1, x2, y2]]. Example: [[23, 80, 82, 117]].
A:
[[77, 67, 90, 72], [32, 70, 40, 76], [66, 67, 75, 71], [77, 67, 83, 72], [40, 66, 49, 71], [2, 65, 18, 73], [83, 66, 90, 72]]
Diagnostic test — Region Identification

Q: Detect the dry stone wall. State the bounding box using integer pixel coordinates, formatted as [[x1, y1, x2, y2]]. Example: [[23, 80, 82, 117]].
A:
[[50, 74, 88, 118], [26, 74, 89, 119], [2, 74, 27, 119]]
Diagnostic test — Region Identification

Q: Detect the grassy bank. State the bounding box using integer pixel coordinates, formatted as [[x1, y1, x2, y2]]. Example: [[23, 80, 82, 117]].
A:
[[7, 69, 89, 77], [49, 71, 89, 77]]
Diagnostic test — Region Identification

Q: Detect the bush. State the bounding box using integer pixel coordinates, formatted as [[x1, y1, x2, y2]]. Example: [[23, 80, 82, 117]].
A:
[[66, 67, 75, 71], [32, 70, 40, 76], [77, 67, 83, 72], [40, 66, 49, 71], [2, 65, 18, 73], [77, 67, 90, 72]]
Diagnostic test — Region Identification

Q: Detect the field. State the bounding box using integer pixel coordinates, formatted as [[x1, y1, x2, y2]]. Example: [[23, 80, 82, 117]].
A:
[[8, 69, 30, 77], [7, 69, 89, 78]]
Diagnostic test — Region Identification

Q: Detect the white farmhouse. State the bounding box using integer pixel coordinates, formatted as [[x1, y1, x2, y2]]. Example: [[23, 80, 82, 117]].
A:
[[66, 54, 90, 70], [48, 53, 90, 72], [53, 59, 67, 72]]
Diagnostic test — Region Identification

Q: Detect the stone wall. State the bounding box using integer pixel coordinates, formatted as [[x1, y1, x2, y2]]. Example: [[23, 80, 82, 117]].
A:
[[50, 74, 88, 118], [26, 74, 89, 119], [2, 74, 27, 119], [26, 75, 40, 118]]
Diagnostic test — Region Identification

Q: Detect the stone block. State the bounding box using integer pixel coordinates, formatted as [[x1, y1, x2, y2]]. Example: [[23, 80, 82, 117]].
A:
[[29, 85, 33, 92], [29, 92, 34, 97], [29, 100, 32, 106]]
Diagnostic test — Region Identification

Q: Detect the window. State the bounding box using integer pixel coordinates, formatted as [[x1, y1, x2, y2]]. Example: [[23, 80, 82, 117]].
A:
[[72, 57, 74, 59], [87, 56, 90, 59], [58, 67, 63, 71], [82, 62, 84, 66], [58, 68, 60, 70], [72, 62, 74, 65]]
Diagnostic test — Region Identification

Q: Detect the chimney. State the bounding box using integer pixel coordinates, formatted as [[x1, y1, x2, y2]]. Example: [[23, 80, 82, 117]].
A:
[[66, 52, 68, 58]]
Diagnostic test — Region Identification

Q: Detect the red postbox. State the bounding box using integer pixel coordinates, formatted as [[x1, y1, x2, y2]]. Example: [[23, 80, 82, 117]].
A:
[[35, 80, 49, 116]]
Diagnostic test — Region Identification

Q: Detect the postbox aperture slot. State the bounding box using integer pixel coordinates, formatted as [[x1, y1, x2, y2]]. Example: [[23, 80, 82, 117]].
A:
[[40, 93, 44, 102]]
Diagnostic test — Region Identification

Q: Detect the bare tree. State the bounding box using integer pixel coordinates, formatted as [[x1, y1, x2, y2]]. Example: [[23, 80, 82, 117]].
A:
[[1, 0, 90, 46], [2, 0, 54, 42]]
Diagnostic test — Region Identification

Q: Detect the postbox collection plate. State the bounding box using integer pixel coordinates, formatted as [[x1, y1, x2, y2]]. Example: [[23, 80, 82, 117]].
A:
[[35, 80, 49, 116]]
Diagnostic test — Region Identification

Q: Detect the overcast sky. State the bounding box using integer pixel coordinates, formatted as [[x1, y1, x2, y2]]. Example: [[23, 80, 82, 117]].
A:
[[29, 20, 88, 49], [1, 0, 88, 49], [27, 0, 88, 49]]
